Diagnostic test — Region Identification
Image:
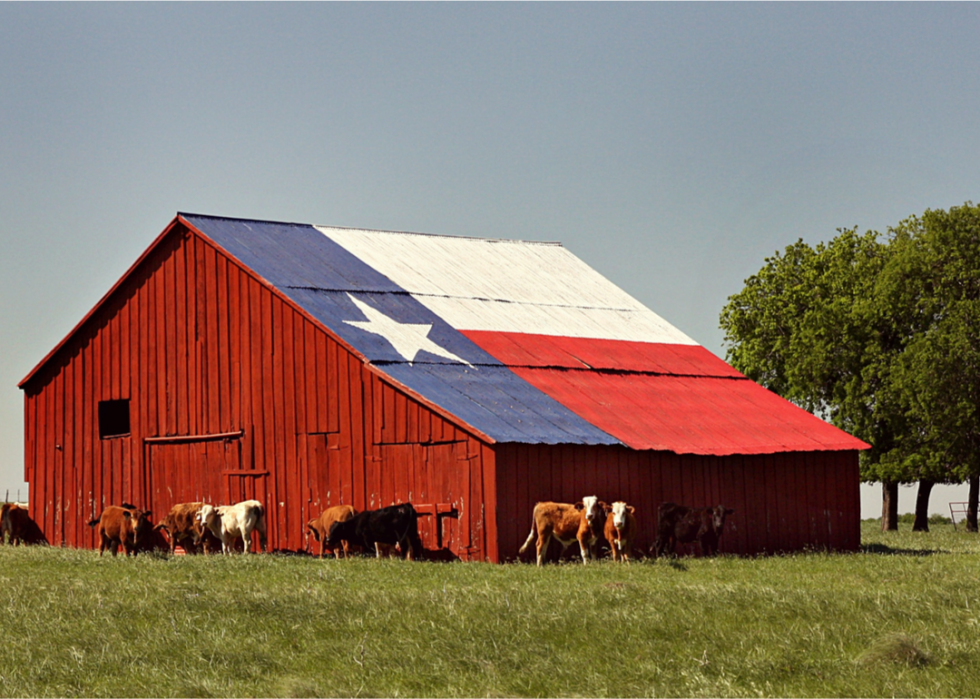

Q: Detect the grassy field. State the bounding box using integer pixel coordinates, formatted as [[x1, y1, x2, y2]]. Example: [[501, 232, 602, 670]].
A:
[[1, 520, 979, 698]]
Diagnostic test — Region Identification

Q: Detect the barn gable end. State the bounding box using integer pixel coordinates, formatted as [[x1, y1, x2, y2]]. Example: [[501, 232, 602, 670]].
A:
[[20, 219, 495, 558]]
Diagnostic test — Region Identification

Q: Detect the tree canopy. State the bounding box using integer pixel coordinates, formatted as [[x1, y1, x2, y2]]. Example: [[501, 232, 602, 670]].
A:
[[719, 202, 980, 525]]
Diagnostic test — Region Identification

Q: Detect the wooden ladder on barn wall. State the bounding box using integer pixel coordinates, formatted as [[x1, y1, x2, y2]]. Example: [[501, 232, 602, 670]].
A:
[[949, 502, 970, 530]]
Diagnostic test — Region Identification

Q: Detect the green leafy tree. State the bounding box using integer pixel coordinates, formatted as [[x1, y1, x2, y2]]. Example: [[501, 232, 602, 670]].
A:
[[880, 205, 980, 529]]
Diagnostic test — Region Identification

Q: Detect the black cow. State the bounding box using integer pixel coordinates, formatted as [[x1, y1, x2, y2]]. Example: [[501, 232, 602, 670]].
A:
[[326, 503, 424, 560], [653, 503, 734, 557]]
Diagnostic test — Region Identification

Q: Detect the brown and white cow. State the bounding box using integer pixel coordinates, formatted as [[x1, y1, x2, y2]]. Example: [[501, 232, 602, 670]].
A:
[[307, 505, 357, 558], [154, 502, 221, 555], [518, 496, 606, 566], [197, 500, 268, 554], [88, 504, 154, 556], [603, 501, 636, 563]]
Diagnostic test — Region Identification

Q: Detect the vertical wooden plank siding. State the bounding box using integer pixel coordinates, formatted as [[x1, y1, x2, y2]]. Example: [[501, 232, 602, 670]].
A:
[[494, 444, 861, 560], [742, 455, 764, 553], [24, 391, 36, 524]]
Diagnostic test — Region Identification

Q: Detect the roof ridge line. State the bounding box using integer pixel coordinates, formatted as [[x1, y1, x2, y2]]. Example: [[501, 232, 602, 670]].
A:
[[179, 212, 314, 228], [369, 358, 745, 380], [316, 223, 563, 246], [283, 285, 646, 313]]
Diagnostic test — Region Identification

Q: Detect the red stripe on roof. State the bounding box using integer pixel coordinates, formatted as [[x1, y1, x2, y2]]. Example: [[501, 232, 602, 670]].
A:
[[463, 332, 869, 455], [461, 331, 743, 376]]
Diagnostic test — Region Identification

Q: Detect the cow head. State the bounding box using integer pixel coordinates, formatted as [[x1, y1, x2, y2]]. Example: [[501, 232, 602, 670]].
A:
[[580, 495, 604, 525], [712, 506, 734, 533], [307, 519, 321, 543], [197, 504, 218, 532], [130, 509, 154, 548], [610, 501, 634, 530]]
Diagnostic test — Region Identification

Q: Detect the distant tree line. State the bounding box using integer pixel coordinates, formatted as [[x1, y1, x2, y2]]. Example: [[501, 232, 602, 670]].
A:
[[720, 202, 980, 531]]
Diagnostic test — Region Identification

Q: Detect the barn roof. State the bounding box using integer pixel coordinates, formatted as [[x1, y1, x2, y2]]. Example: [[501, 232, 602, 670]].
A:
[[178, 213, 868, 456]]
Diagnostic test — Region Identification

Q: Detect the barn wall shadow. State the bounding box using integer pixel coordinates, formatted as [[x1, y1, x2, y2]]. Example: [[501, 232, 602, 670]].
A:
[[861, 543, 945, 556]]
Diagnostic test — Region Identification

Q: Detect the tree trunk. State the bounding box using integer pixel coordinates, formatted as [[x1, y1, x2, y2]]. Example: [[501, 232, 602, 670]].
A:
[[912, 479, 935, 531], [967, 475, 978, 532], [881, 481, 899, 531]]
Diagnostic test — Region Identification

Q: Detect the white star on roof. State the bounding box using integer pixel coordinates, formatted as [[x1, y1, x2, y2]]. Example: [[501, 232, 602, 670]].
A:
[[343, 293, 471, 365]]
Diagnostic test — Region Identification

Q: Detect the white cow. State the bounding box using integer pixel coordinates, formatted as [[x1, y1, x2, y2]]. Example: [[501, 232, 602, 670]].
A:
[[197, 500, 268, 554]]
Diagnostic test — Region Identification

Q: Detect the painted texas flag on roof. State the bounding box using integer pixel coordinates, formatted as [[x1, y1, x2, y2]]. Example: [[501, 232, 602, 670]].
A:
[[182, 214, 869, 456]]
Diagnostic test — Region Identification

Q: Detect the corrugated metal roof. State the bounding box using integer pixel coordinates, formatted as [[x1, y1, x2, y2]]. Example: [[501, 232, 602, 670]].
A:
[[183, 213, 870, 455], [317, 225, 696, 344]]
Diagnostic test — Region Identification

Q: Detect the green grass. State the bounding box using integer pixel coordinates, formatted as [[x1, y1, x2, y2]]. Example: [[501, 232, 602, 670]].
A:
[[1, 521, 980, 697]]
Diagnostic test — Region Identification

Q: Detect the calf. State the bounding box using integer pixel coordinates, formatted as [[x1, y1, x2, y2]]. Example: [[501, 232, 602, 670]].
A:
[[654, 503, 734, 557], [603, 501, 636, 563], [1, 503, 46, 546], [518, 495, 606, 566], [307, 505, 357, 558], [325, 503, 424, 560], [88, 504, 154, 556], [154, 502, 221, 555], [197, 500, 268, 554]]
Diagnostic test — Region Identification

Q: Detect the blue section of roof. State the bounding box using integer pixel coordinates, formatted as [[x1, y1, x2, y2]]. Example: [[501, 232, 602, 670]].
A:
[[382, 363, 619, 445], [182, 213, 619, 446], [182, 214, 402, 292]]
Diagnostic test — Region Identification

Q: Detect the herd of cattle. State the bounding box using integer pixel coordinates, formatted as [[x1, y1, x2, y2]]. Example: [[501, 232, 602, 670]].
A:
[[0, 497, 734, 564]]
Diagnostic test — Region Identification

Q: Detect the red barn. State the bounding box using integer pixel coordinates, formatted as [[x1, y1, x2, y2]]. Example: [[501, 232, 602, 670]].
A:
[[19, 214, 868, 559]]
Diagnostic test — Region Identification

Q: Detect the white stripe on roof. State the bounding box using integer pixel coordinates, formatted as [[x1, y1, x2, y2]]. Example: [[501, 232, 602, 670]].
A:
[[316, 226, 697, 345]]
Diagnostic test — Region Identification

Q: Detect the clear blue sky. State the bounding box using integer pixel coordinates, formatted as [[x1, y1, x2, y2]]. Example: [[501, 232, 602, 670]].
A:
[[3, 3, 979, 516]]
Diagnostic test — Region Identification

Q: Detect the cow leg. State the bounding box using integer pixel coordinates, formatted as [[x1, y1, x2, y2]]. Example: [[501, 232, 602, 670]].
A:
[[536, 532, 551, 567], [255, 516, 268, 553]]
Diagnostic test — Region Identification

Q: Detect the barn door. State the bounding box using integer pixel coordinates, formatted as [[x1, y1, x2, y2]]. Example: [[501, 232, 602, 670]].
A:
[[409, 441, 471, 557], [429, 441, 471, 554], [144, 431, 244, 519]]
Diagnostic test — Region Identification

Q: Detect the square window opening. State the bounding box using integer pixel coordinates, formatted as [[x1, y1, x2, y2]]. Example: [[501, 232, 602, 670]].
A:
[[98, 399, 131, 439]]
